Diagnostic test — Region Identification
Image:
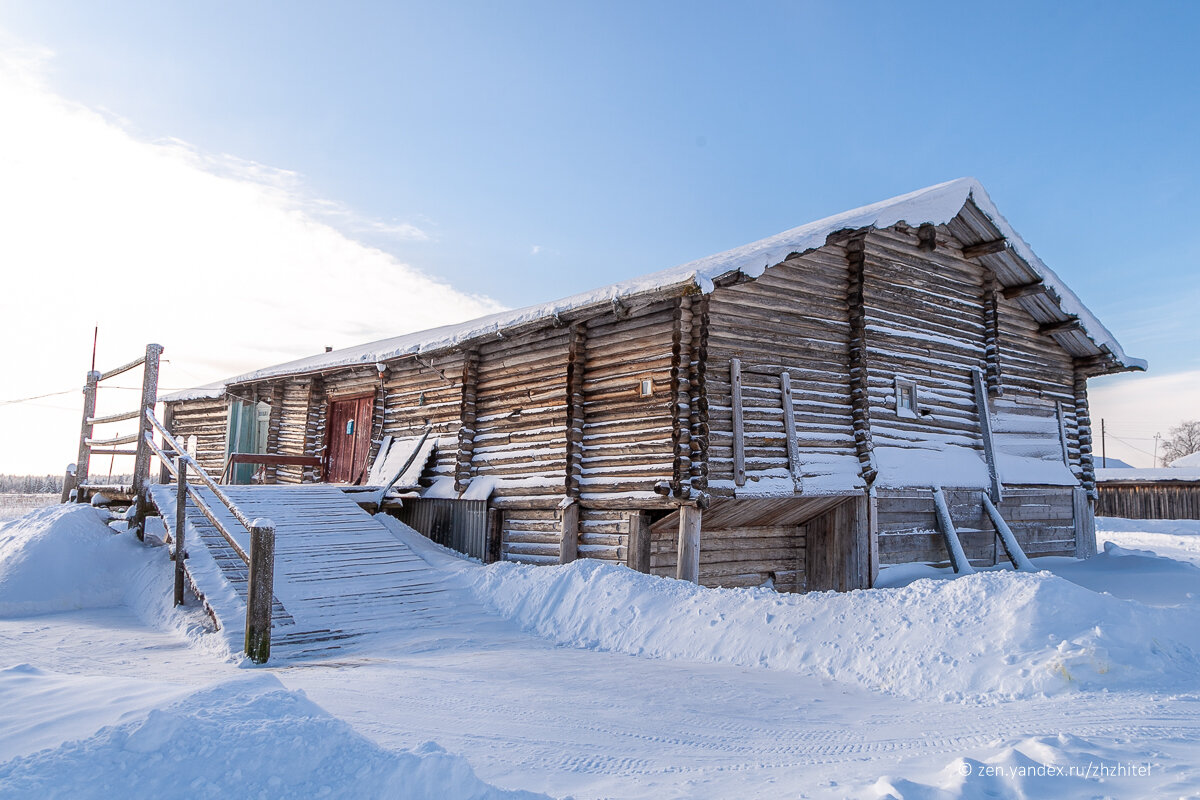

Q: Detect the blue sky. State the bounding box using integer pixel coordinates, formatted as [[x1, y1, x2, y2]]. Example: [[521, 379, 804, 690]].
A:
[[0, 1, 1197, 470]]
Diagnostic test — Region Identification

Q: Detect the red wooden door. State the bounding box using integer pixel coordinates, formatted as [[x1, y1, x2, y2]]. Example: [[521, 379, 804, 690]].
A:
[[325, 395, 374, 484]]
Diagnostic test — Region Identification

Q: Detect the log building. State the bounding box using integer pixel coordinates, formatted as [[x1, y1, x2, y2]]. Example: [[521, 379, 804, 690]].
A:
[[161, 179, 1145, 591]]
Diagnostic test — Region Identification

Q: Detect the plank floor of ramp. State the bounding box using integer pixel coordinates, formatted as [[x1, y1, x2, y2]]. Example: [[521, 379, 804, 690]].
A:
[[149, 484, 453, 660]]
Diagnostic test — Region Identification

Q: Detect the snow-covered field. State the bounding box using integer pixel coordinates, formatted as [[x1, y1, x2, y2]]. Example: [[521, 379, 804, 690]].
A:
[[2, 505, 1199, 799], [0, 493, 57, 523]]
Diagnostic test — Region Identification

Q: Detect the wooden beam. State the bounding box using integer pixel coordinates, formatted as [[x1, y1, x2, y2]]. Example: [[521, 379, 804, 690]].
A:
[[961, 238, 1007, 259], [627, 511, 650, 574], [558, 499, 579, 564], [917, 223, 937, 251], [1038, 317, 1082, 336], [971, 367, 1003, 503], [779, 371, 802, 493], [1002, 280, 1046, 300], [731, 357, 746, 486], [676, 504, 702, 583]]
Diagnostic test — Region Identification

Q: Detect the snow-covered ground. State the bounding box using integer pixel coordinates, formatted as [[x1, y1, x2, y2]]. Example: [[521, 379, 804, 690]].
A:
[[2, 505, 1199, 799]]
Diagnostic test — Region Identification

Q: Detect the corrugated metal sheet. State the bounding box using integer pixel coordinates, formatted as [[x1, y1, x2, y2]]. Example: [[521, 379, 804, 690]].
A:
[[396, 498, 489, 560]]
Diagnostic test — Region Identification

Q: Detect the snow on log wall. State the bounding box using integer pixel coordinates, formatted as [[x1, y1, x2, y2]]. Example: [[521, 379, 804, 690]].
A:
[[380, 354, 466, 487], [580, 300, 676, 500], [705, 247, 859, 495], [274, 378, 317, 483], [863, 227, 987, 471], [471, 326, 570, 563]]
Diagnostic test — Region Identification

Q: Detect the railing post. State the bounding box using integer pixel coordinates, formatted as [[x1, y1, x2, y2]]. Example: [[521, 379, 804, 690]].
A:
[[158, 404, 175, 485], [61, 463, 78, 504], [244, 518, 276, 664], [131, 343, 164, 540], [74, 370, 100, 499], [174, 456, 187, 606]]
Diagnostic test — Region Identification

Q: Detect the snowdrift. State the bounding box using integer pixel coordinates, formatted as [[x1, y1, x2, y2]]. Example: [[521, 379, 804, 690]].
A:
[[470, 558, 1200, 703], [0, 671, 548, 799], [0, 505, 156, 616]]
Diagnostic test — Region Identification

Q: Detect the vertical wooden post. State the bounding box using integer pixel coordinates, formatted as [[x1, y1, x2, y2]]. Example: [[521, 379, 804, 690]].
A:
[[867, 489, 879, 588], [971, 367, 1002, 504], [730, 358, 746, 486], [676, 504, 702, 583], [74, 370, 100, 498], [779, 371, 802, 493], [158, 403, 175, 484], [626, 511, 650, 574], [1073, 487, 1097, 559], [173, 457, 187, 606], [558, 499, 579, 564], [131, 343, 164, 539], [486, 507, 503, 564], [61, 464, 78, 504], [244, 519, 276, 664]]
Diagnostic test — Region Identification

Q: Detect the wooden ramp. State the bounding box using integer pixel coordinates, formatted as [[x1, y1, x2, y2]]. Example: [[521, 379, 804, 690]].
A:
[[148, 484, 453, 660]]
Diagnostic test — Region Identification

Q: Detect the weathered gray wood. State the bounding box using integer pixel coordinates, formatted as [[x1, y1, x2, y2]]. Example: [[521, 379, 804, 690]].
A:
[[844, 235, 877, 484], [627, 511, 650, 573], [1073, 487, 1098, 558], [867, 490, 879, 588], [244, 519, 276, 664], [730, 357, 746, 486], [676, 504, 702, 583], [558, 499, 579, 564], [98, 354, 147, 382], [74, 370, 99, 493], [158, 404, 175, 484], [779, 371, 802, 493], [131, 343, 164, 540], [932, 487, 974, 574], [961, 238, 1008, 259], [174, 457, 187, 606], [486, 507, 502, 563], [1055, 400, 1071, 466], [1002, 280, 1046, 300], [971, 367, 1002, 503], [60, 464, 77, 504], [982, 493, 1035, 571], [1038, 317, 1082, 336]]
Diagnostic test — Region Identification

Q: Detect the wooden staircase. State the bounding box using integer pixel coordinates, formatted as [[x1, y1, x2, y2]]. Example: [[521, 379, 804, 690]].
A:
[[149, 484, 454, 661]]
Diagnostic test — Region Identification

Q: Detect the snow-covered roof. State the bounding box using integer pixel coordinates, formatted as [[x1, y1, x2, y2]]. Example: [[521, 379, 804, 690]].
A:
[[1097, 467, 1200, 483], [1171, 451, 1200, 468], [162, 178, 1144, 402]]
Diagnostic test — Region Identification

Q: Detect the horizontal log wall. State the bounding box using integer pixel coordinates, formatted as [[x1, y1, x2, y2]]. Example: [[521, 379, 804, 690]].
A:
[[580, 300, 677, 505], [1096, 483, 1200, 520], [863, 228, 986, 459], [164, 397, 227, 478], [995, 291, 1081, 475], [382, 353, 467, 487], [272, 378, 315, 483], [876, 487, 1077, 565], [706, 247, 858, 494], [472, 327, 570, 563]]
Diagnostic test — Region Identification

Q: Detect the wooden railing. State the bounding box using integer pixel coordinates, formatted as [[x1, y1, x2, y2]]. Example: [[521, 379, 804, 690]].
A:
[[68, 343, 276, 664], [67, 343, 163, 527], [143, 409, 276, 664]]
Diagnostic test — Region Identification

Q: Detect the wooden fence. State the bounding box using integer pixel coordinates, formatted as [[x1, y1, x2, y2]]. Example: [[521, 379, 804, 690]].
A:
[[1096, 481, 1200, 520]]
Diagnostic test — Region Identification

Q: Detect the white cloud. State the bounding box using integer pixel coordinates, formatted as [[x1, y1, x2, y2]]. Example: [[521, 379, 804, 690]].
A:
[[0, 40, 501, 473]]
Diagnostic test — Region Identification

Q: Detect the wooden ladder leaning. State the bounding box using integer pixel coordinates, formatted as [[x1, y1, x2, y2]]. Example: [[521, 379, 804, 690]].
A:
[[931, 487, 1034, 574]]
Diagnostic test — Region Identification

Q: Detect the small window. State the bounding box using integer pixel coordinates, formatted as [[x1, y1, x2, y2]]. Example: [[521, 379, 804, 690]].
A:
[[638, 378, 654, 397], [895, 378, 919, 419]]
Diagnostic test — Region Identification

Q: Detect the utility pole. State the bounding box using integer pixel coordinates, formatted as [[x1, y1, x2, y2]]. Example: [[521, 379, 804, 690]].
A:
[[1101, 418, 1106, 468], [1153, 432, 1162, 468]]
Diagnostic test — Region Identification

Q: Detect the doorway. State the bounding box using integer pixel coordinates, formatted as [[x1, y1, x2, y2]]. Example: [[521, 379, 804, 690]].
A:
[[324, 394, 375, 484]]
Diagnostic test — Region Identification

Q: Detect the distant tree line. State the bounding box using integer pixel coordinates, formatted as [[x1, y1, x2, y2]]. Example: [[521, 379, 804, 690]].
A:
[[0, 474, 133, 493]]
